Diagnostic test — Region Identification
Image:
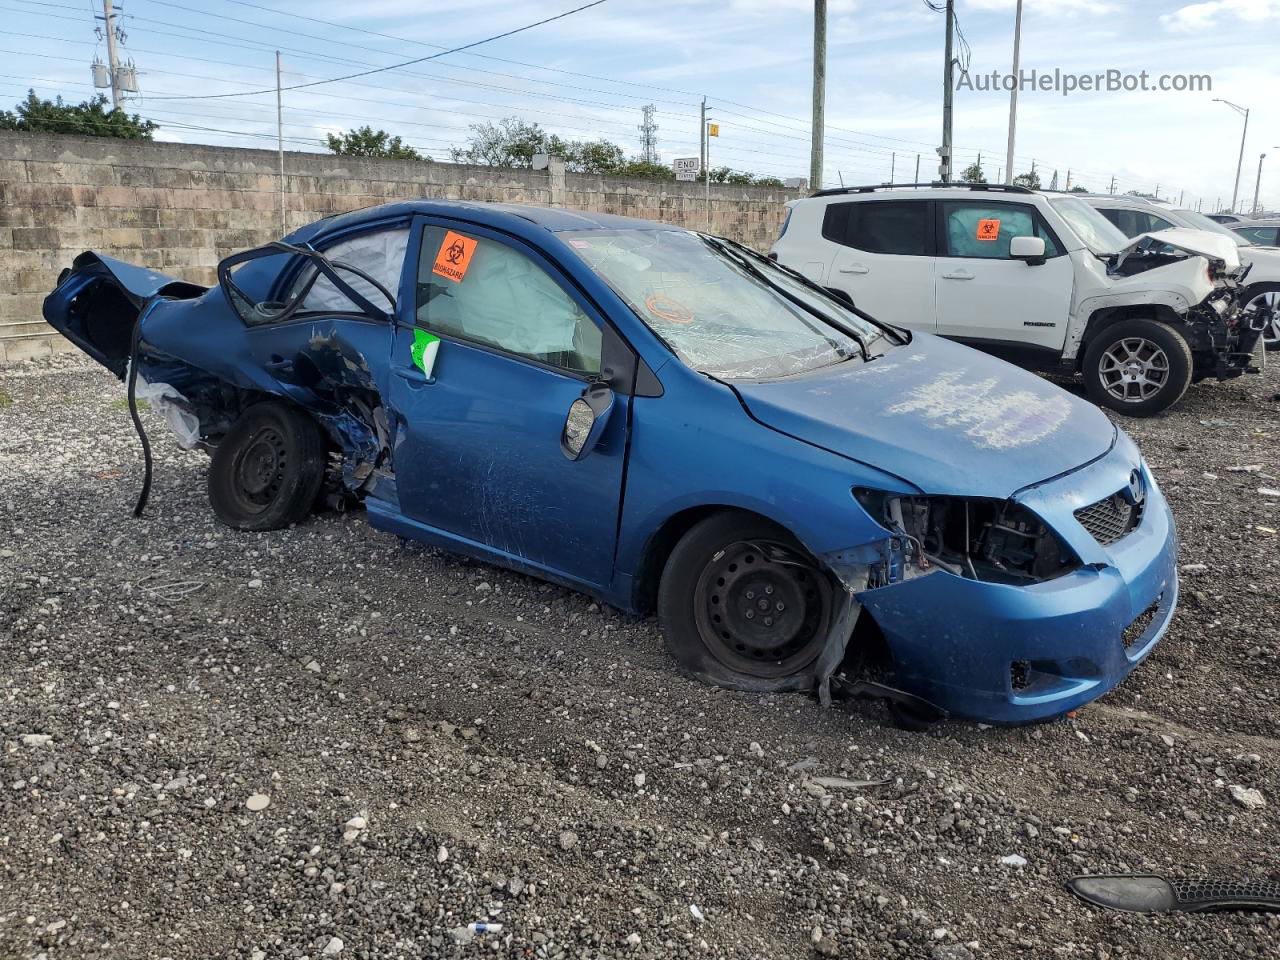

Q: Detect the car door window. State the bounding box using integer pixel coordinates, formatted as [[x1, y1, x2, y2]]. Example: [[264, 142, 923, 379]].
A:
[[823, 201, 931, 255], [415, 225, 601, 376], [287, 226, 409, 316], [941, 202, 1060, 259], [1238, 227, 1278, 245]]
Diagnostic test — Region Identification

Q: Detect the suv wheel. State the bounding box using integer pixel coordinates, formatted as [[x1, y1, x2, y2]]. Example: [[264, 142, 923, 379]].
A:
[[1243, 283, 1280, 351], [1082, 319, 1193, 416]]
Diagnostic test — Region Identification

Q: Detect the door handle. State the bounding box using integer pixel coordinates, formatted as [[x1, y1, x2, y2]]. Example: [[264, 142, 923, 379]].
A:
[[393, 364, 435, 385], [940, 269, 975, 280], [838, 263, 870, 275]]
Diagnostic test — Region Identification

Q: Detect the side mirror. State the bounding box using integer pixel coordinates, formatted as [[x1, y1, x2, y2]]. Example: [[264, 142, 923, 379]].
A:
[[1009, 235, 1047, 265], [561, 381, 616, 460]]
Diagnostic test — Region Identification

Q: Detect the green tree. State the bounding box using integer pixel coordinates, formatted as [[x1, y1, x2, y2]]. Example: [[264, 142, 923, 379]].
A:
[[0, 90, 156, 139], [1069, 184, 1089, 193], [325, 125, 425, 160], [960, 161, 987, 183], [1012, 169, 1042, 190]]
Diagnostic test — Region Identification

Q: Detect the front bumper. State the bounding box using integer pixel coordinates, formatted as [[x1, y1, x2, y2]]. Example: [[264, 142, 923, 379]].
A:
[[858, 438, 1177, 725]]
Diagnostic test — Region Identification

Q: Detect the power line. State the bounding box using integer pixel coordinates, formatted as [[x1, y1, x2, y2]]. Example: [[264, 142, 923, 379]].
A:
[[146, 0, 613, 100]]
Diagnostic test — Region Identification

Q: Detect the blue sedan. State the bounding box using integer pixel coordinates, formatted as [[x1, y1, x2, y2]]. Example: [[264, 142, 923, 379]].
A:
[[43, 200, 1177, 726]]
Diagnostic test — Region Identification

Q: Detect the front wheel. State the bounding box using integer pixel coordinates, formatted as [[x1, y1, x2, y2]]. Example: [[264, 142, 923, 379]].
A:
[[657, 512, 834, 691], [1242, 283, 1280, 351], [1082, 319, 1193, 416], [207, 401, 326, 531]]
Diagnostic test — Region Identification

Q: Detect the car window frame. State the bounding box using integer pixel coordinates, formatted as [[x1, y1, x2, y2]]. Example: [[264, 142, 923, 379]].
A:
[[935, 199, 1065, 260], [254, 215, 413, 328], [821, 198, 935, 257], [406, 216, 628, 385]]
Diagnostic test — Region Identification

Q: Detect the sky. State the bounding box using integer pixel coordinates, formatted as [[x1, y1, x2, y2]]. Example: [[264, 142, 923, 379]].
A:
[[3, 0, 1279, 212]]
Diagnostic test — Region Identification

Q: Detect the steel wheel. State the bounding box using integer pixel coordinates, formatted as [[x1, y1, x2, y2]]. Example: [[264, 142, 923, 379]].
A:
[[692, 540, 831, 679], [233, 426, 289, 512], [1097, 337, 1171, 403], [1246, 289, 1280, 349]]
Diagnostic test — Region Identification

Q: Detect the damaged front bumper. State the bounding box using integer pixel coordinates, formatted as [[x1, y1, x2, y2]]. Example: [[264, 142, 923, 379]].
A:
[[853, 438, 1177, 725], [1190, 281, 1267, 380]]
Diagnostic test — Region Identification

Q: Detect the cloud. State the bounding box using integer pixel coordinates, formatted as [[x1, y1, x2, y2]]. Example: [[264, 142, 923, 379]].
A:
[[1161, 0, 1280, 32]]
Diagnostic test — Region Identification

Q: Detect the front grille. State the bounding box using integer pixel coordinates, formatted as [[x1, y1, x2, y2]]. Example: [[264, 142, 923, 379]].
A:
[[1122, 595, 1162, 648], [1075, 491, 1142, 546]]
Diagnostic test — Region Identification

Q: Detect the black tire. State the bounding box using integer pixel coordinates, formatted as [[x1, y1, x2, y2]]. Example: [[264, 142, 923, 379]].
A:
[[1241, 282, 1280, 351], [207, 401, 326, 531], [657, 511, 833, 692], [1082, 318, 1193, 416]]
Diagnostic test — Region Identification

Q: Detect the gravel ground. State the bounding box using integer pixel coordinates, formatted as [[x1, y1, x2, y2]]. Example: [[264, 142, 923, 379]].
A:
[[1, 356, 1278, 960]]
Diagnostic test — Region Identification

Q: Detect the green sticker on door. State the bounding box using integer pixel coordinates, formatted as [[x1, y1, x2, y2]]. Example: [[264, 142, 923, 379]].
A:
[[410, 328, 441, 377]]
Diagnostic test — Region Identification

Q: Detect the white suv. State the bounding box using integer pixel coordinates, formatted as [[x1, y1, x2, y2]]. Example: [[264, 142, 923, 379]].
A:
[[771, 183, 1264, 416]]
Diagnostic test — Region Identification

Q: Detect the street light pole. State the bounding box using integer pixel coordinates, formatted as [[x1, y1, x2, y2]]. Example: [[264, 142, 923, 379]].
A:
[[1004, 0, 1023, 186], [1213, 98, 1249, 213], [1253, 152, 1268, 217]]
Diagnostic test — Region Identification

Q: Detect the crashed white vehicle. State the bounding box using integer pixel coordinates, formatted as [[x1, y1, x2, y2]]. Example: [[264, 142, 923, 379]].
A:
[[771, 184, 1264, 415]]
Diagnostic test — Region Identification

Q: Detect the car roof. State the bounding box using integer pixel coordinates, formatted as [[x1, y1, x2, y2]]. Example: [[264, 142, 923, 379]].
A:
[[287, 199, 667, 245]]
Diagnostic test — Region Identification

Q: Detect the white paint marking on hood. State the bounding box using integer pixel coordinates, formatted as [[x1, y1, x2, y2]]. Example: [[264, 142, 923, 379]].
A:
[[885, 370, 1072, 450]]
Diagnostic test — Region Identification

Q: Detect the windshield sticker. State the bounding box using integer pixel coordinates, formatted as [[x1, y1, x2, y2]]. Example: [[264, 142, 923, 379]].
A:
[[432, 231, 478, 283], [644, 292, 695, 324], [567, 239, 592, 249], [976, 219, 1001, 242]]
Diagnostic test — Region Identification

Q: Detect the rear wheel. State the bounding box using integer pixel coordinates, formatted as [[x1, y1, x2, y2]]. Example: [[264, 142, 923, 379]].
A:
[[657, 512, 833, 690], [1082, 318, 1193, 416], [208, 402, 326, 531], [1242, 283, 1280, 351]]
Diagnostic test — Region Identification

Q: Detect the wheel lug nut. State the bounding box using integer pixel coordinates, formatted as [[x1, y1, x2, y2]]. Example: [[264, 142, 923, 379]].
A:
[[776, 602, 785, 611], [764, 617, 773, 626], [746, 591, 755, 599], [745, 610, 754, 620], [765, 586, 774, 595]]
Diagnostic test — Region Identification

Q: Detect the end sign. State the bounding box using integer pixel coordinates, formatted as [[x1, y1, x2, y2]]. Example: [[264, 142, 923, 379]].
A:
[[673, 157, 700, 182]]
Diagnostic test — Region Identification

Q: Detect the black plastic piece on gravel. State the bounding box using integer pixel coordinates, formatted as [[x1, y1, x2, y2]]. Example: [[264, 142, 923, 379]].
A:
[[1067, 874, 1280, 913]]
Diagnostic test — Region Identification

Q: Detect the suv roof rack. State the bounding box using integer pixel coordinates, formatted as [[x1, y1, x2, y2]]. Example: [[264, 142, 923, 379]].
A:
[[810, 181, 1034, 198]]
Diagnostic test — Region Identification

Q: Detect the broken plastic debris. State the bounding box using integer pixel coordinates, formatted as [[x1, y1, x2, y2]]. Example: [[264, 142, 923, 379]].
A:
[[812, 776, 890, 790], [1000, 854, 1028, 867], [689, 904, 705, 923]]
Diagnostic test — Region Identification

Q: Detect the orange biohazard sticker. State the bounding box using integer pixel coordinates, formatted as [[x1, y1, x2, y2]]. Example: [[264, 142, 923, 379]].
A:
[[432, 231, 478, 283], [976, 218, 1001, 242]]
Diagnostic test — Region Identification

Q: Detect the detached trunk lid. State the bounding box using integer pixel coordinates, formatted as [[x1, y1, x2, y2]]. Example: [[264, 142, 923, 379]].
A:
[[43, 251, 207, 377]]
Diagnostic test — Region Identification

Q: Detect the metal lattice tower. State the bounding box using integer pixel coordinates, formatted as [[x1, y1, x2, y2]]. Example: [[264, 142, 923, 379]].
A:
[[638, 104, 658, 164]]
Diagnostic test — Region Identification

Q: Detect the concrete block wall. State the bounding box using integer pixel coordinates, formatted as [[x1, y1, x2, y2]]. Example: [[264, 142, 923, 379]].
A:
[[0, 132, 801, 364]]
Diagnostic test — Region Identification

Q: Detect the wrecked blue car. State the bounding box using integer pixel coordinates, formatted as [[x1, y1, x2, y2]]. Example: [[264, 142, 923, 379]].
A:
[[43, 200, 1177, 726]]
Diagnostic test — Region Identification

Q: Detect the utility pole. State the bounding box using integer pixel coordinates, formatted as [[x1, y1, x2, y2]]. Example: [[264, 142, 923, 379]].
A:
[[939, 0, 955, 182], [101, 0, 123, 109], [915, 154, 921, 181], [1252, 152, 1267, 217], [890, 152, 896, 184], [1004, 0, 1023, 185], [1178, 189, 1184, 206], [1109, 175, 1116, 195], [275, 50, 286, 237], [810, 0, 826, 191], [1065, 168, 1072, 191]]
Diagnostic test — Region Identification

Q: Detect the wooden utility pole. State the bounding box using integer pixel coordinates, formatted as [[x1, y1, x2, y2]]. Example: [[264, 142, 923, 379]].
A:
[[810, 0, 826, 191], [939, 0, 955, 182]]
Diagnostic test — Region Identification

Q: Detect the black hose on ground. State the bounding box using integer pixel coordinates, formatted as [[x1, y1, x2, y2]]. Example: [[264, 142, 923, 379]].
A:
[[127, 317, 153, 518]]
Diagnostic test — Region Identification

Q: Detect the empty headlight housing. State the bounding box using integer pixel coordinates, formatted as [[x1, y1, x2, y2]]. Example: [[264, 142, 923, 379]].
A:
[[853, 489, 1080, 587]]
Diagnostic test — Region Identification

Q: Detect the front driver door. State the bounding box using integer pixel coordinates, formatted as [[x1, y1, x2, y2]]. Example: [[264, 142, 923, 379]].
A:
[[934, 199, 1074, 361], [385, 218, 630, 589]]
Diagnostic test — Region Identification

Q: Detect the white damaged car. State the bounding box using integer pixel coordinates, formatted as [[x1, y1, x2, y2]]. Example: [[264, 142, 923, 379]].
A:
[[771, 184, 1265, 415]]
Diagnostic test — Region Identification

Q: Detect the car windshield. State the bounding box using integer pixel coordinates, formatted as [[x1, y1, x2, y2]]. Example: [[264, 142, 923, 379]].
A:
[[1049, 196, 1131, 256], [562, 228, 880, 380], [1172, 209, 1251, 246]]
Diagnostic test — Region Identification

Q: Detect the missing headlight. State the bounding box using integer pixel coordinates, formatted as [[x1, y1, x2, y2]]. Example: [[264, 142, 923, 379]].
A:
[[854, 489, 1080, 586]]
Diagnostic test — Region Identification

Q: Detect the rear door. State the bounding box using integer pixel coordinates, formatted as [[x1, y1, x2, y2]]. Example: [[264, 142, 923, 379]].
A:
[[384, 218, 630, 588], [933, 199, 1074, 359], [822, 199, 936, 330]]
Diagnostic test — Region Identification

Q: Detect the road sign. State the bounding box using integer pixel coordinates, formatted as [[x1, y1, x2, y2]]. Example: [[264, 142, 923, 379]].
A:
[[707, 123, 720, 138], [673, 157, 699, 182]]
